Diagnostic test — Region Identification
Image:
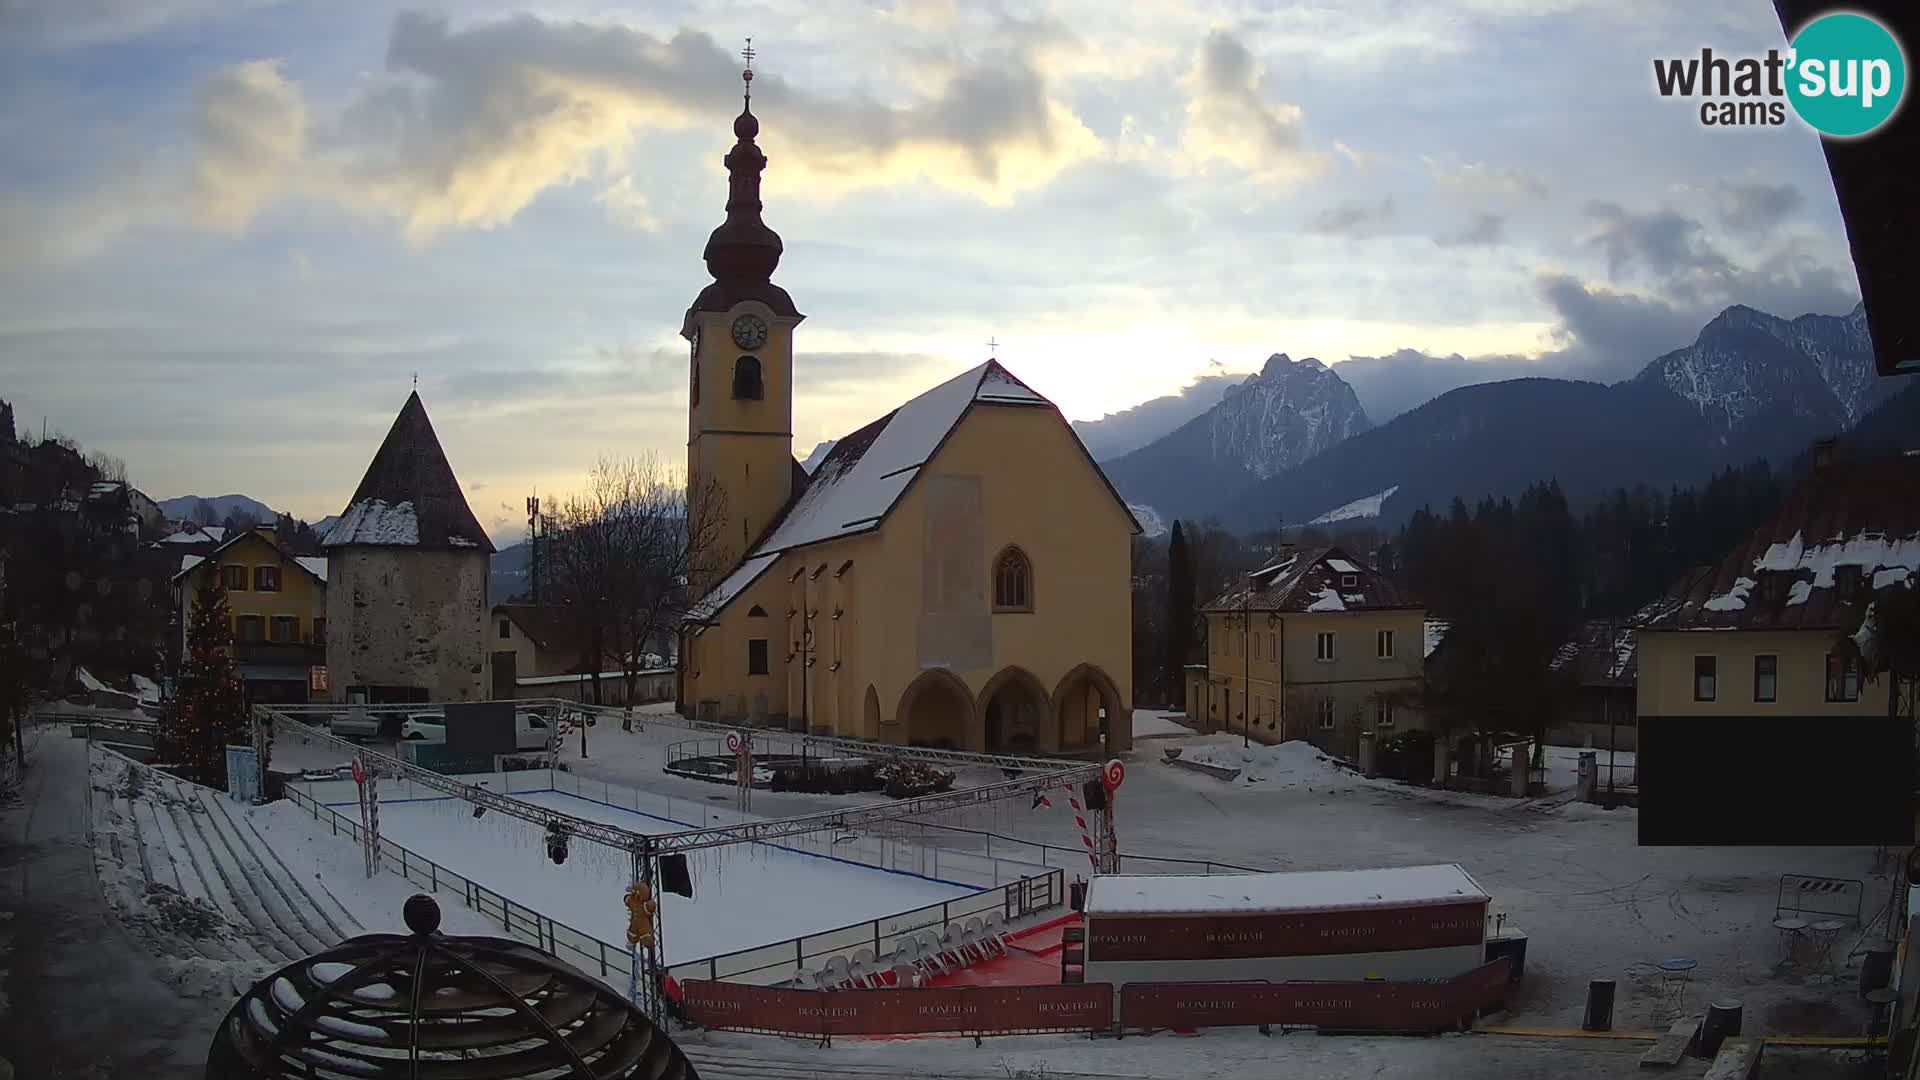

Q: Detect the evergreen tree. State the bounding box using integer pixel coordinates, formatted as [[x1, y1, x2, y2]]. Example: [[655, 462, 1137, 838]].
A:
[[166, 578, 250, 786], [1166, 521, 1195, 708]]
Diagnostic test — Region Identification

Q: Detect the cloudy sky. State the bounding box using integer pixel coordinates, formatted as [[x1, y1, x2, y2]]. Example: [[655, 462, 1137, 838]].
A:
[[0, 0, 1860, 541]]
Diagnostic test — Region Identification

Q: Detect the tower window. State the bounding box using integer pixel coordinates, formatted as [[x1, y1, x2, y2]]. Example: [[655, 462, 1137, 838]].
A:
[[993, 546, 1033, 612], [732, 356, 763, 400]]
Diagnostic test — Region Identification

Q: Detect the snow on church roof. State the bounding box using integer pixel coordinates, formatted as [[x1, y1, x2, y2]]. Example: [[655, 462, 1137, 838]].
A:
[[687, 359, 1135, 621]]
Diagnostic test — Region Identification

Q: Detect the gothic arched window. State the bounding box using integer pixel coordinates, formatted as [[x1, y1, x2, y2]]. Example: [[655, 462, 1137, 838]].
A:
[[732, 356, 763, 400], [993, 546, 1033, 612]]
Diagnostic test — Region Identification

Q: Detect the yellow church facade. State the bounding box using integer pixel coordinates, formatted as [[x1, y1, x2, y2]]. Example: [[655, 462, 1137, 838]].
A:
[[676, 63, 1136, 755]]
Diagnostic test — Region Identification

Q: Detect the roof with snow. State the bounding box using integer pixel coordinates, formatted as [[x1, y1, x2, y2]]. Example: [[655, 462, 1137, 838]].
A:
[[324, 392, 493, 553], [1549, 617, 1641, 686], [1085, 863, 1487, 916], [172, 530, 328, 584], [686, 360, 1137, 622], [158, 525, 227, 544], [1202, 546, 1418, 614], [1636, 454, 1920, 632]]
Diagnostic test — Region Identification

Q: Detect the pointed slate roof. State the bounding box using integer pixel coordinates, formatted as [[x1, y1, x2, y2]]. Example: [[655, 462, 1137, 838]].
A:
[[1201, 546, 1418, 614], [324, 392, 494, 553]]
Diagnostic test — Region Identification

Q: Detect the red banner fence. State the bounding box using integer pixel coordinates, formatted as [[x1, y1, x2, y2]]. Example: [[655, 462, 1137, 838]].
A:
[[680, 958, 1511, 1038]]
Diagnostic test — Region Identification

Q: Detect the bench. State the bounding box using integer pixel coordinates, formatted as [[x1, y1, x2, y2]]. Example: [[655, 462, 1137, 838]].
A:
[[1701, 1037, 1761, 1080], [1639, 1016, 1700, 1068]]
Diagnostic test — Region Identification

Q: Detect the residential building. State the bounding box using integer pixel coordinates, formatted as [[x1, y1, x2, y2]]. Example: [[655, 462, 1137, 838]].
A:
[[324, 392, 494, 705], [174, 527, 329, 703], [1635, 448, 1920, 722], [1547, 618, 1640, 751], [1187, 546, 1427, 757], [677, 68, 1136, 753]]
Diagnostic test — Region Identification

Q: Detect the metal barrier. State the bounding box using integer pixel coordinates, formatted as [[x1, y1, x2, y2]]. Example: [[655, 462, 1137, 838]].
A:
[[880, 820, 1270, 877]]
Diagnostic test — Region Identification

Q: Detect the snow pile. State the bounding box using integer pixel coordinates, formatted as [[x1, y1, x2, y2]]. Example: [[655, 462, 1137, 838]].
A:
[[323, 498, 420, 546], [1181, 740, 1352, 787], [1305, 587, 1345, 612], [1309, 485, 1399, 526], [1703, 576, 1755, 612], [78, 666, 111, 693], [1132, 710, 1192, 738], [1424, 619, 1449, 658], [131, 674, 161, 702]]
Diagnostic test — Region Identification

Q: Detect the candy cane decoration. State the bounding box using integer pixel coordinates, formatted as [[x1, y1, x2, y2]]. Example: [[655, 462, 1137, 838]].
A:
[[1065, 785, 1098, 870]]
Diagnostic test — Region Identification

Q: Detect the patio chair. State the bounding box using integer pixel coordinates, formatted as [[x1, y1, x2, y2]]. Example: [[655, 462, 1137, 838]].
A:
[[890, 960, 921, 989], [916, 932, 952, 974], [963, 917, 993, 957], [791, 967, 819, 991], [848, 957, 881, 989], [983, 911, 1012, 953], [941, 924, 974, 967], [821, 955, 856, 990], [889, 936, 921, 970], [851, 948, 879, 987]]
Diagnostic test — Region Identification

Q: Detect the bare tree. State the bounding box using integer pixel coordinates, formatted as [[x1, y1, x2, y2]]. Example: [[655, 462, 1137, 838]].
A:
[[547, 456, 729, 733], [86, 452, 128, 484]]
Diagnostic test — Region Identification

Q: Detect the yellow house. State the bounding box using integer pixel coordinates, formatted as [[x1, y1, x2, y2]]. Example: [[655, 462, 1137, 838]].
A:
[[1189, 546, 1427, 756], [174, 527, 328, 702], [676, 68, 1137, 754], [1635, 451, 1915, 722]]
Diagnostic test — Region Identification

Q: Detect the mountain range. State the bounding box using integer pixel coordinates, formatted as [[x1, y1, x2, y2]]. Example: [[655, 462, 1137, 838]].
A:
[[1107, 301, 1877, 533], [156, 493, 279, 526]]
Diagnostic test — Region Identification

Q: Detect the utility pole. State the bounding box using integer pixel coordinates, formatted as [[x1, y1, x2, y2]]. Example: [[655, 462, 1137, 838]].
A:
[[526, 495, 542, 603], [1241, 572, 1251, 748]]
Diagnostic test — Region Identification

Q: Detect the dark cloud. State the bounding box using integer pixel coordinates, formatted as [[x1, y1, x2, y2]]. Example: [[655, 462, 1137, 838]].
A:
[[1536, 273, 1702, 373], [1582, 200, 1733, 283], [1713, 180, 1804, 236], [1305, 197, 1394, 235], [1334, 349, 1544, 424], [1434, 212, 1504, 248]]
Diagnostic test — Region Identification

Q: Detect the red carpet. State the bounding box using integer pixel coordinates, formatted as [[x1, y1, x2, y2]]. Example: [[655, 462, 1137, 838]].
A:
[[921, 913, 1079, 988]]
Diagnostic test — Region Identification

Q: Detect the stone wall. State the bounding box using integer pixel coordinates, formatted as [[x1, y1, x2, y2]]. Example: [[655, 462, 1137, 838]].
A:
[[325, 547, 487, 702]]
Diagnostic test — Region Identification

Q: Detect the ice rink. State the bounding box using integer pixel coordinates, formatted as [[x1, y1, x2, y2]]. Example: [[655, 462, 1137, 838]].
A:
[[341, 790, 979, 964]]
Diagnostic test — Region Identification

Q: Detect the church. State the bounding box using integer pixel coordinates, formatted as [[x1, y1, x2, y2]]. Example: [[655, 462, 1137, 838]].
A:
[[677, 57, 1138, 755]]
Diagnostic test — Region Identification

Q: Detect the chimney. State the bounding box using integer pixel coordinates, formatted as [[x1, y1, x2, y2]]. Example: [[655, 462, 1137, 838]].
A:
[[1813, 439, 1837, 472]]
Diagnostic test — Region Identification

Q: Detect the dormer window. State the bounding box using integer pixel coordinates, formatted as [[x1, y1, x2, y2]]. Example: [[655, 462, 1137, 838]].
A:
[[1835, 566, 1862, 603], [732, 355, 763, 400], [1340, 573, 1358, 589]]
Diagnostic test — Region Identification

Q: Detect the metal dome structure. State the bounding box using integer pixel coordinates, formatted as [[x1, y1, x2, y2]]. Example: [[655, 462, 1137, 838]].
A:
[[206, 894, 698, 1080]]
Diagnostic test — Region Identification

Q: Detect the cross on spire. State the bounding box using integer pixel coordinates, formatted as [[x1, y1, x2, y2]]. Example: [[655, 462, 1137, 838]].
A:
[[987, 336, 999, 358], [741, 37, 755, 105], [412, 371, 418, 390]]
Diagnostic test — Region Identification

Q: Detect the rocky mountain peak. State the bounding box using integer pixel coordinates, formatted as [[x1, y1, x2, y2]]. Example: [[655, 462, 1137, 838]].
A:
[[1212, 353, 1370, 480]]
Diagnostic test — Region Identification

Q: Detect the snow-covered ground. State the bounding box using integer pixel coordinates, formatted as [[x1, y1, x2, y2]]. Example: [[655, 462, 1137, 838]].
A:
[[355, 791, 978, 964], [1132, 709, 1195, 739], [1176, 737, 1363, 790]]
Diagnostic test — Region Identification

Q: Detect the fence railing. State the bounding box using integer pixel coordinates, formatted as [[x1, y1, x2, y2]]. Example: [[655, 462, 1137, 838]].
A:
[[880, 819, 1272, 877]]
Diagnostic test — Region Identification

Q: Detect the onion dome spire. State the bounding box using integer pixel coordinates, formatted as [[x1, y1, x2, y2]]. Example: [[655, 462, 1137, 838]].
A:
[[703, 37, 782, 284]]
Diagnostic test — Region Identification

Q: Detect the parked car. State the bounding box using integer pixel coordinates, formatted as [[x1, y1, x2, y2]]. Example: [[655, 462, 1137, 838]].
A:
[[402, 710, 552, 752], [328, 710, 380, 740]]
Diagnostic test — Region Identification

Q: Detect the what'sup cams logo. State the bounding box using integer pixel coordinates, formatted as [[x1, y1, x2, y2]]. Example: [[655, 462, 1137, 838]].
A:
[[1654, 11, 1907, 137]]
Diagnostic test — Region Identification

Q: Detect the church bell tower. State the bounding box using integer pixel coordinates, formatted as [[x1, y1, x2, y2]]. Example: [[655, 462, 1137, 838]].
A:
[[684, 40, 803, 593]]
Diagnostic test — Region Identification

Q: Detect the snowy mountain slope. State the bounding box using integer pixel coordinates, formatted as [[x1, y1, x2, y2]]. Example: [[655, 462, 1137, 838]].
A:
[[1103, 354, 1371, 522], [800, 440, 836, 473], [1632, 302, 1883, 434], [1308, 485, 1400, 525]]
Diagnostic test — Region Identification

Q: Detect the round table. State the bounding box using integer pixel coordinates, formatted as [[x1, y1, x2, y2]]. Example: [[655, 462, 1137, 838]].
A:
[[1808, 920, 1846, 971], [1658, 956, 1698, 1020], [1772, 917, 1810, 964]]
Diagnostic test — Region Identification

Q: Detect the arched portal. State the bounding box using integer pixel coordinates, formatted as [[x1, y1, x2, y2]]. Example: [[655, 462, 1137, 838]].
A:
[[1052, 663, 1129, 752], [896, 669, 976, 750], [978, 667, 1050, 753], [862, 685, 881, 740]]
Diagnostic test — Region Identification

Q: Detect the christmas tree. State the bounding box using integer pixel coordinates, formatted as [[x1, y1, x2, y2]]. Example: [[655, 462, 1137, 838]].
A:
[[166, 577, 250, 786]]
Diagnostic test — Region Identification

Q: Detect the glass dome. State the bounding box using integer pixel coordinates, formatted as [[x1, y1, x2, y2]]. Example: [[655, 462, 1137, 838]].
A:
[[205, 894, 697, 1080]]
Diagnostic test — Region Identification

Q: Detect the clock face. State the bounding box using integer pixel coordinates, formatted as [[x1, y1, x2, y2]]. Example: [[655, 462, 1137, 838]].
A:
[[731, 314, 769, 350]]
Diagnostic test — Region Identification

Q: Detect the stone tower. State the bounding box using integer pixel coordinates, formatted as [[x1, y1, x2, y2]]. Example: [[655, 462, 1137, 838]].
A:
[[682, 50, 805, 596], [323, 391, 494, 703]]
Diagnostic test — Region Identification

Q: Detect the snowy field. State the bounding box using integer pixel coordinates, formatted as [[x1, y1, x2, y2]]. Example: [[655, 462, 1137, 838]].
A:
[[348, 790, 978, 964]]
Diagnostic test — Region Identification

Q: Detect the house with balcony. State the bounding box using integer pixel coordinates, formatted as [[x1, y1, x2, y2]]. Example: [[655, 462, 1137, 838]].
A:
[[174, 526, 328, 703], [1187, 546, 1428, 757]]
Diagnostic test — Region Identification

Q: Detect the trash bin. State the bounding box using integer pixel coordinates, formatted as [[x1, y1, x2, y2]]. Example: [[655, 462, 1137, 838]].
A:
[[1862, 946, 1895, 996], [1069, 880, 1088, 912], [1701, 1001, 1742, 1056], [1582, 979, 1615, 1031]]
